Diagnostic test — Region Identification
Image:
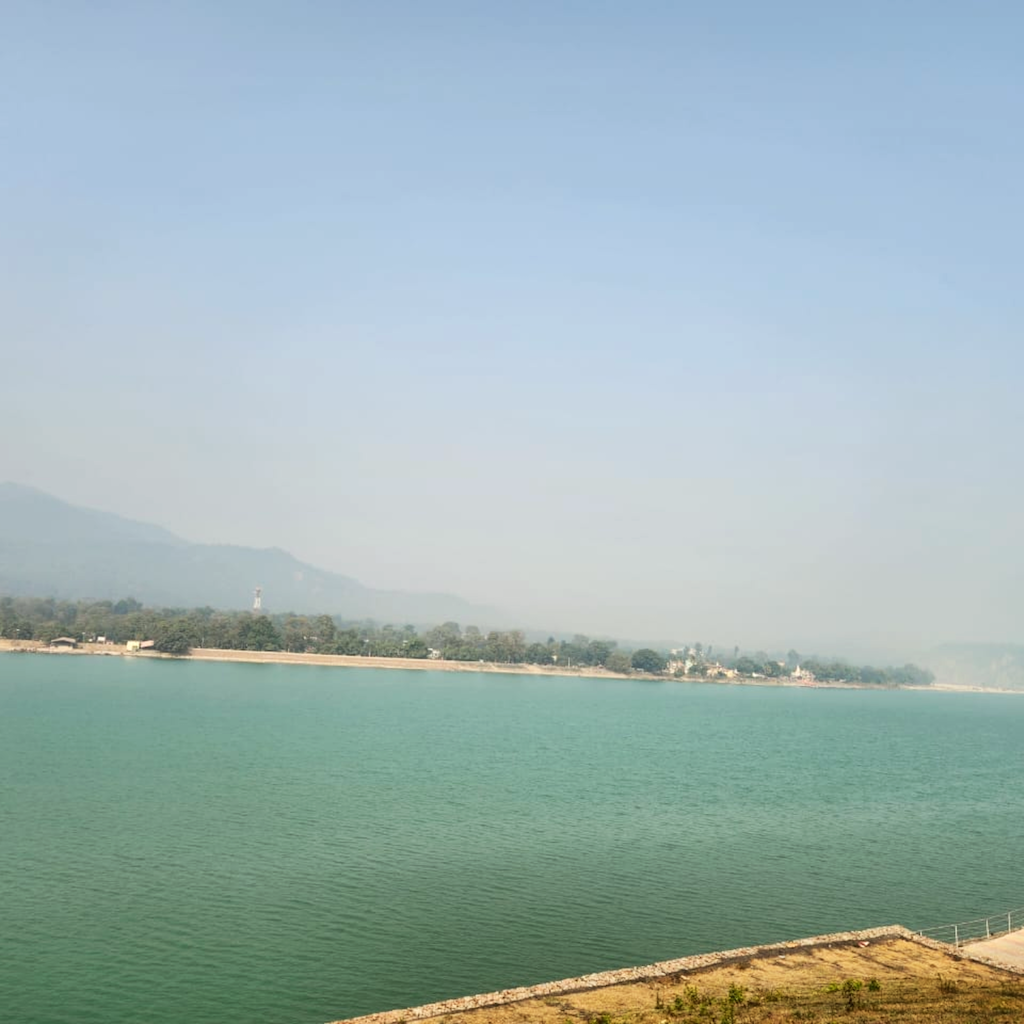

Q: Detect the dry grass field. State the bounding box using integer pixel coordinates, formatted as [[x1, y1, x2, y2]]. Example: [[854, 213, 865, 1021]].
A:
[[367, 939, 1023, 1024]]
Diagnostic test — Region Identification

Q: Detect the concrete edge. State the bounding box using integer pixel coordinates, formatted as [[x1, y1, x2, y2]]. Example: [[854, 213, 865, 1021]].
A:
[[933, 934, 1024, 976]]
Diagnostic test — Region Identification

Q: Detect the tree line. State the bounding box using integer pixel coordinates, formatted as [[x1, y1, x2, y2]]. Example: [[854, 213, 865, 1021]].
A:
[[0, 595, 934, 685], [728, 653, 934, 686]]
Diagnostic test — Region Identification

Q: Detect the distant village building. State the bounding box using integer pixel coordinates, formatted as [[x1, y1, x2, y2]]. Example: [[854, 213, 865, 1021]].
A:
[[666, 658, 738, 680], [707, 664, 738, 679], [49, 637, 78, 648], [126, 640, 141, 652]]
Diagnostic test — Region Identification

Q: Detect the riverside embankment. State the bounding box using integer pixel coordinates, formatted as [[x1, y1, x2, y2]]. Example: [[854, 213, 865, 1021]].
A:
[[0, 639, 639, 680], [327, 925, 1024, 1024], [4, 638, 1006, 691], [3, 637, 1020, 692]]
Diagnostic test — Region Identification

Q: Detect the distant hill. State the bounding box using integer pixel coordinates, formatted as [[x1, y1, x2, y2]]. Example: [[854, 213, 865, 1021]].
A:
[[922, 643, 1024, 692], [0, 483, 493, 625]]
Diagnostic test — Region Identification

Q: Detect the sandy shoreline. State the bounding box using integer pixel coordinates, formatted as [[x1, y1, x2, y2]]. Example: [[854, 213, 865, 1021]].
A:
[[0, 639, 643, 681], [187, 646, 638, 678], [1, 638, 1020, 693]]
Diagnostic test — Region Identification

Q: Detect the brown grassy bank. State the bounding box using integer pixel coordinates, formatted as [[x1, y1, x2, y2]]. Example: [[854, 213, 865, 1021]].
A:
[[329, 930, 1024, 1024]]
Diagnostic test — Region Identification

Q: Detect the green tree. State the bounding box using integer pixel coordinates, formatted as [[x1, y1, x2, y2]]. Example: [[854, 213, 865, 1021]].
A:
[[332, 628, 363, 655], [237, 615, 282, 651], [605, 650, 632, 674], [484, 631, 506, 662], [153, 618, 193, 656], [525, 642, 552, 664], [506, 629, 526, 663], [631, 648, 667, 673], [426, 621, 462, 658], [313, 614, 337, 647], [0, 597, 23, 639], [282, 616, 309, 653], [35, 621, 62, 644], [402, 638, 429, 659]]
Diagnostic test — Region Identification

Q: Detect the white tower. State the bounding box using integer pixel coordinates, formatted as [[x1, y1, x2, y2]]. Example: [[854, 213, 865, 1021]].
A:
[[253, 586, 263, 614]]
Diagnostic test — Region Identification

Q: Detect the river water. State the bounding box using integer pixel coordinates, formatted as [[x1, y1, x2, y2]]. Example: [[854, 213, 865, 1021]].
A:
[[1, 656, 1020, 1024]]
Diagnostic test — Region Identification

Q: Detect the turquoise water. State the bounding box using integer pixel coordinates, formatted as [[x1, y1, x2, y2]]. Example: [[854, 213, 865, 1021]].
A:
[[1, 657, 1021, 1024]]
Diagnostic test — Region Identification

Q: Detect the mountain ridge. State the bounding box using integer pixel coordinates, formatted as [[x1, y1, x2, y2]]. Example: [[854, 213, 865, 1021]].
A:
[[0, 483, 495, 625]]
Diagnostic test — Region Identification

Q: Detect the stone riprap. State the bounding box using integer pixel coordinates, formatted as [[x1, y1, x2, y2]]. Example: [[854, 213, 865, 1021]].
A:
[[327, 925, 945, 1024]]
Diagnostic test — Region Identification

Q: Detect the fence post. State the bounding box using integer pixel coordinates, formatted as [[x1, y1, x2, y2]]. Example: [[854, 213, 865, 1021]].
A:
[[954, 924, 959, 947], [987, 917, 991, 938]]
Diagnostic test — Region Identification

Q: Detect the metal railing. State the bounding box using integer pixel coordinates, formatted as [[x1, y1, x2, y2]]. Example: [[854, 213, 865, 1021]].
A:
[[917, 906, 1024, 948]]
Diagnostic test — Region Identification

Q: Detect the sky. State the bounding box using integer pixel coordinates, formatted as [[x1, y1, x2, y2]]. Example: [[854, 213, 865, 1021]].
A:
[[2, 1, 1022, 658]]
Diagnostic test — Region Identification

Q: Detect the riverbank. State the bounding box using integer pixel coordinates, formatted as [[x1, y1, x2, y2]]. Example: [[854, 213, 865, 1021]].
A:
[[0, 639, 639, 680], [2, 638, 1020, 693], [328, 926, 1024, 1024], [185, 645, 644, 678]]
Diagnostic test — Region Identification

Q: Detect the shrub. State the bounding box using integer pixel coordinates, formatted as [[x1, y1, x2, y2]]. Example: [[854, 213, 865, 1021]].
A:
[[728, 984, 746, 1004], [842, 978, 864, 1009]]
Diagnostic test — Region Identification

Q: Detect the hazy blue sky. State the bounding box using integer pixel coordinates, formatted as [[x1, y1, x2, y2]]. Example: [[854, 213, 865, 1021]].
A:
[[2, 2, 1021, 655]]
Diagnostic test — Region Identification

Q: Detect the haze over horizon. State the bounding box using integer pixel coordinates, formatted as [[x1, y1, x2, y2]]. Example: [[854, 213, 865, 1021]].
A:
[[2, 3, 1021, 657]]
